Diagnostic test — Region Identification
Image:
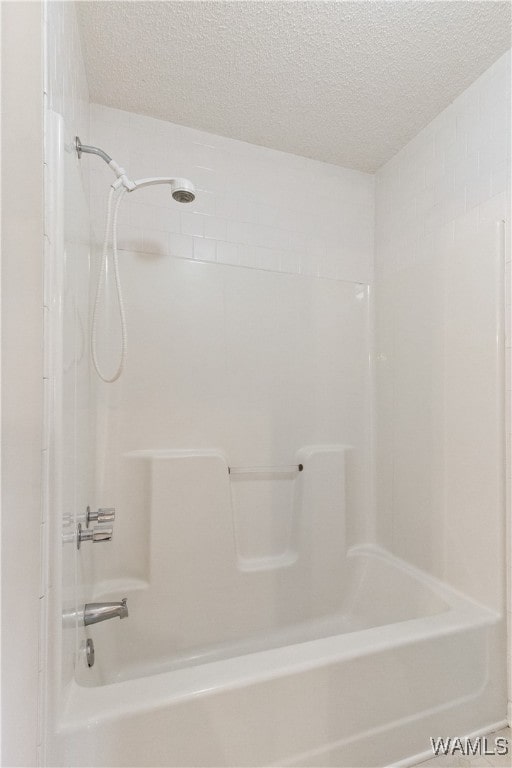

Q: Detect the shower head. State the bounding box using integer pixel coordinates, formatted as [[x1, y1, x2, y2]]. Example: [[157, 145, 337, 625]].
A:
[[130, 176, 196, 203], [171, 179, 196, 203], [172, 188, 195, 203], [170, 178, 195, 203]]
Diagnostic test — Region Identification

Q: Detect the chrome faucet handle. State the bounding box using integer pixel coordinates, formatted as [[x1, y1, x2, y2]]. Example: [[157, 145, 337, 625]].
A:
[[77, 522, 113, 549], [86, 506, 116, 527]]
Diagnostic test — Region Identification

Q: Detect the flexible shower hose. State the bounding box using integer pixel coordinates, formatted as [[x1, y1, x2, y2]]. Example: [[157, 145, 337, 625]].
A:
[[91, 186, 128, 382]]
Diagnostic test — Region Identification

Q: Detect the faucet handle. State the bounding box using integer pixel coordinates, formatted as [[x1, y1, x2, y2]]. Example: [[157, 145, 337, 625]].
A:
[[90, 526, 113, 543], [77, 522, 113, 549], [86, 506, 116, 527]]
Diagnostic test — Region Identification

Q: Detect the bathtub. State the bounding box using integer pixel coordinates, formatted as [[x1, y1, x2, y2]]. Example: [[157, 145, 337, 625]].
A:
[[51, 545, 506, 767]]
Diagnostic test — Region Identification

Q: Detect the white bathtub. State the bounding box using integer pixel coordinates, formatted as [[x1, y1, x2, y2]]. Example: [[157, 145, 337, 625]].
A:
[[51, 546, 506, 767]]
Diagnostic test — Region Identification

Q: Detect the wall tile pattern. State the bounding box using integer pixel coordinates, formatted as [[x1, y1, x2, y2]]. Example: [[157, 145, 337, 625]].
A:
[[89, 105, 375, 285], [376, 52, 510, 277]]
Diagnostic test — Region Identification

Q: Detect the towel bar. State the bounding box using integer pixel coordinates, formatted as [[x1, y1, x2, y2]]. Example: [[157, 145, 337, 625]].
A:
[[228, 464, 303, 475]]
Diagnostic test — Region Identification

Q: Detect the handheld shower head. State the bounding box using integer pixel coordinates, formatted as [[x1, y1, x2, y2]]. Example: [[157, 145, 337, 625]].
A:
[[130, 176, 195, 203], [170, 178, 195, 203]]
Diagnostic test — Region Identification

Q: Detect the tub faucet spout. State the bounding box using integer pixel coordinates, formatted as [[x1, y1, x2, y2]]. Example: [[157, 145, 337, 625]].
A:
[[84, 598, 128, 626]]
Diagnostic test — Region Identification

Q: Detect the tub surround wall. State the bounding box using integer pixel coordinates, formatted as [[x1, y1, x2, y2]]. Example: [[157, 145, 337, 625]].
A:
[[375, 49, 511, 707], [88, 260, 371, 588], [87, 108, 374, 561], [44, 1, 95, 762]]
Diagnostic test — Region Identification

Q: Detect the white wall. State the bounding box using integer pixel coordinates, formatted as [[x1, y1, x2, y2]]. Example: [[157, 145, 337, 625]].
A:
[[375, 49, 511, 711], [1, 2, 44, 765]]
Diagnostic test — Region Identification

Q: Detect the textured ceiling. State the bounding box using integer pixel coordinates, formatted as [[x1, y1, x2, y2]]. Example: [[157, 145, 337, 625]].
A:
[[77, 1, 511, 172]]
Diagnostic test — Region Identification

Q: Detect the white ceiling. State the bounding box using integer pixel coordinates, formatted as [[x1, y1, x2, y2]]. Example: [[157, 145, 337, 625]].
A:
[[77, 1, 511, 172]]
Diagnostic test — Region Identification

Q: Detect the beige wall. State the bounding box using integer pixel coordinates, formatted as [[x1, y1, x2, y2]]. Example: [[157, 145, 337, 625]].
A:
[[1, 2, 45, 765]]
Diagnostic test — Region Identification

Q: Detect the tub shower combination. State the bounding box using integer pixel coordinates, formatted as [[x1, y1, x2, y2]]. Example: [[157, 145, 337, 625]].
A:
[[45, 107, 508, 768]]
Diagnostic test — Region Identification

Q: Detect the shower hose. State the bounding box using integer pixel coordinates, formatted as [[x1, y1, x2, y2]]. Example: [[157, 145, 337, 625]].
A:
[[91, 186, 128, 383]]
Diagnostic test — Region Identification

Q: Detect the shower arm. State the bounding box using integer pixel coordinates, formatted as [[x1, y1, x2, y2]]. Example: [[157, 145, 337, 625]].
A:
[[75, 136, 136, 191], [75, 138, 113, 164]]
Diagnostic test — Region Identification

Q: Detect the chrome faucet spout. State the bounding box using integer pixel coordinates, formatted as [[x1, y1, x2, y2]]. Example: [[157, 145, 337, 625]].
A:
[[84, 598, 128, 626]]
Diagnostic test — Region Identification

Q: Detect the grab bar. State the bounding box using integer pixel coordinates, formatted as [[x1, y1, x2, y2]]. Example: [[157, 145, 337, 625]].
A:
[[228, 464, 303, 475]]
